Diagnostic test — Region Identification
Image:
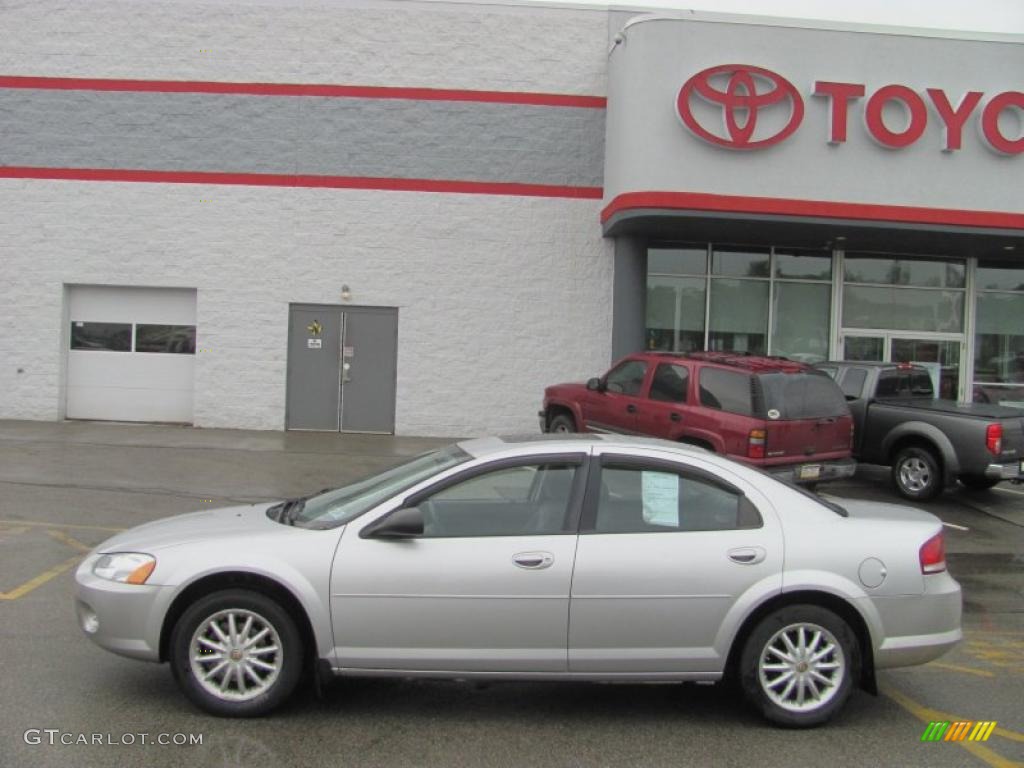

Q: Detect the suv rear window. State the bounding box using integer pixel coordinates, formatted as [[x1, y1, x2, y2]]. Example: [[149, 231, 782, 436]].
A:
[[757, 372, 849, 419]]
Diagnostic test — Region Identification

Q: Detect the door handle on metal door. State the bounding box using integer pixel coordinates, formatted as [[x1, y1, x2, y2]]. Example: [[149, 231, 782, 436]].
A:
[[626, 404, 637, 413], [670, 412, 682, 422], [512, 551, 554, 570], [728, 547, 766, 565]]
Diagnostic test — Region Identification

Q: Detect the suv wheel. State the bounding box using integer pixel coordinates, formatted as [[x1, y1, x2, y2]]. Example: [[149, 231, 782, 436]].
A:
[[170, 589, 303, 717], [740, 605, 857, 727], [548, 413, 576, 433], [892, 446, 942, 501]]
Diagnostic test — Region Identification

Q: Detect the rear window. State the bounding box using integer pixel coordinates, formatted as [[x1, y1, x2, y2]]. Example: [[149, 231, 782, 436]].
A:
[[876, 370, 935, 398], [757, 372, 849, 419]]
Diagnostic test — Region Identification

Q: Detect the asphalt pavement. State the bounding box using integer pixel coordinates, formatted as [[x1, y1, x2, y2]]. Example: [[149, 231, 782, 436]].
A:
[[0, 420, 1021, 768]]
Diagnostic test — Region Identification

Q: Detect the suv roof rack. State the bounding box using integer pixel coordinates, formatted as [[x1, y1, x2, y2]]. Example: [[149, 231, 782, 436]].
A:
[[682, 350, 808, 372]]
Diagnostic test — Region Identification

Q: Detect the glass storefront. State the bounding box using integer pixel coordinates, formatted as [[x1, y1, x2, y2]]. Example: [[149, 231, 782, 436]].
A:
[[642, 244, 1008, 404], [973, 259, 1024, 406]]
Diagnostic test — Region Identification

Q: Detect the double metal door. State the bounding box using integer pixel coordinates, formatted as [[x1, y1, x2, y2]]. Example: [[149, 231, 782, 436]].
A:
[[286, 304, 397, 432]]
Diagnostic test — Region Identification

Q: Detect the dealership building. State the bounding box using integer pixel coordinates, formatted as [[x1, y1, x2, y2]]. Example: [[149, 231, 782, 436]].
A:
[[2, 1, 1021, 435]]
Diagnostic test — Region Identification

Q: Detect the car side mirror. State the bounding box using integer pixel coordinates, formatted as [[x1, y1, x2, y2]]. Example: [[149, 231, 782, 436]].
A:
[[586, 377, 603, 392], [361, 506, 424, 539]]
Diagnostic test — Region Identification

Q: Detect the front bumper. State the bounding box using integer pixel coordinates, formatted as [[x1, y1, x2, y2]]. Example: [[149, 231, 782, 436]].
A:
[[766, 458, 857, 485], [984, 461, 1024, 481], [538, 410, 548, 433], [74, 557, 172, 662]]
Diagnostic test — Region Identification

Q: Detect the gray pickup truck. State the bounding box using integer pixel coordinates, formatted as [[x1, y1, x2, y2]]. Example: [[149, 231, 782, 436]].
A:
[[816, 361, 1024, 501]]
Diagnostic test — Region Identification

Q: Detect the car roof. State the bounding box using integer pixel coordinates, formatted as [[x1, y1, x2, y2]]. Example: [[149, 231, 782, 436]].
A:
[[818, 361, 929, 369], [456, 433, 710, 459], [631, 350, 810, 373]]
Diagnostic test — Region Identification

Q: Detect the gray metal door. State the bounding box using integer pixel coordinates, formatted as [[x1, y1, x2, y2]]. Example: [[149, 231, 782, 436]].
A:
[[340, 307, 398, 433], [286, 307, 343, 430]]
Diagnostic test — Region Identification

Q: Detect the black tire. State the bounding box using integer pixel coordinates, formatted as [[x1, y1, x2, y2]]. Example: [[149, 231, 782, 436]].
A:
[[548, 412, 576, 434], [959, 474, 1000, 491], [739, 605, 858, 728], [170, 589, 304, 717], [891, 446, 942, 501]]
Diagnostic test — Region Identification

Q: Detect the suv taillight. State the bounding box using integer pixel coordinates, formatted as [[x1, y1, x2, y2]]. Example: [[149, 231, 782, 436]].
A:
[[748, 428, 766, 459], [919, 532, 946, 574], [986, 423, 1002, 455]]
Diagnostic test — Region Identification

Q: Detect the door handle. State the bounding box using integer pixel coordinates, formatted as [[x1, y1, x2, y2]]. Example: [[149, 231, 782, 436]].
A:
[[512, 551, 554, 570], [626, 404, 638, 414], [728, 547, 766, 565], [670, 412, 682, 422]]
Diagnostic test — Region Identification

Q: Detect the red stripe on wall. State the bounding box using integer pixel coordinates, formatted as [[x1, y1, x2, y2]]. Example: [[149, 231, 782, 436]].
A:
[[602, 191, 1024, 231], [0, 166, 604, 199], [0, 75, 607, 108]]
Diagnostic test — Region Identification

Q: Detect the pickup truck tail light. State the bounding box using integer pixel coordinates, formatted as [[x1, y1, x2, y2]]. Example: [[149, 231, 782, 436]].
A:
[[986, 423, 1002, 455], [919, 532, 946, 574], [748, 428, 766, 459]]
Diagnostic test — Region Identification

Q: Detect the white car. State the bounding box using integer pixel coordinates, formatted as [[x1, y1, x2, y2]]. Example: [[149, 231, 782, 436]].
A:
[[74, 435, 961, 726]]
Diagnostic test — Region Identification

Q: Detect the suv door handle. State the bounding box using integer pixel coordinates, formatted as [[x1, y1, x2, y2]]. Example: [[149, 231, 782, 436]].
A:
[[728, 547, 766, 565], [512, 552, 554, 570], [626, 404, 637, 413], [670, 413, 682, 422]]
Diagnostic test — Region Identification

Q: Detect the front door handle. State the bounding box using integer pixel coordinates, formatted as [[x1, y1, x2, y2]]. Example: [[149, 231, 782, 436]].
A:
[[512, 551, 554, 570], [728, 546, 766, 565], [626, 404, 637, 413]]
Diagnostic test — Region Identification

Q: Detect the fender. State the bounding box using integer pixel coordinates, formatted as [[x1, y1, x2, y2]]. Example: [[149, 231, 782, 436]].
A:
[[781, 569, 885, 649], [676, 427, 725, 453], [880, 421, 960, 483], [545, 398, 585, 431]]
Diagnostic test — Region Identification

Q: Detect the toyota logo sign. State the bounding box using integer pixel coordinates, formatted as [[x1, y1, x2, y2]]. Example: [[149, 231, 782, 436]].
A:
[[677, 64, 804, 150]]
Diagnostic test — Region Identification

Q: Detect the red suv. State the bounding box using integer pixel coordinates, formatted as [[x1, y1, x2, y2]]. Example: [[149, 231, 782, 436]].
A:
[[540, 351, 855, 485]]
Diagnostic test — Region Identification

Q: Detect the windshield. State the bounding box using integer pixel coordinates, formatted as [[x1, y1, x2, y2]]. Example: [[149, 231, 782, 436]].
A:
[[757, 372, 849, 419], [291, 445, 470, 529]]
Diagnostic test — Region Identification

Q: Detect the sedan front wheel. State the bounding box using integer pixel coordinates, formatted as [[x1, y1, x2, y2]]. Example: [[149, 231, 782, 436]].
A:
[[170, 589, 303, 717], [740, 605, 857, 727]]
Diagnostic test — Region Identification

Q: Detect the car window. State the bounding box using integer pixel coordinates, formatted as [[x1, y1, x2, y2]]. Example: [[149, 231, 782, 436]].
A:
[[698, 367, 753, 415], [605, 360, 648, 396], [876, 371, 899, 397], [877, 370, 934, 397], [839, 368, 867, 399], [418, 463, 578, 537], [593, 465, 761, 533], [758, 372, 849, 419], [650, 364, 689, 403]]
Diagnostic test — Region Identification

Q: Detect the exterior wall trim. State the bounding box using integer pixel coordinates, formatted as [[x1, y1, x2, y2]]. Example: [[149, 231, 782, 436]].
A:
[[602, 191, 1024, 231]]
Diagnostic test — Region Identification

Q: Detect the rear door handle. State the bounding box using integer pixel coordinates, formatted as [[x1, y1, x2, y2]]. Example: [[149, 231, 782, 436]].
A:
[[670, 412, 682, 422], [728, 547, 766, 565], [626, 404, 637, 413], [512, 551, 554, 570]]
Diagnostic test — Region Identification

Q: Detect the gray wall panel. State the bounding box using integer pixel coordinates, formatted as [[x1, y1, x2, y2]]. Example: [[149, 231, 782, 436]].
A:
[[0, 89, 605, 186]]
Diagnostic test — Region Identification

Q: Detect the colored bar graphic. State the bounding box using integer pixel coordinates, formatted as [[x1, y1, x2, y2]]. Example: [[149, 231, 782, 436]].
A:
[[921, 721, 997, 742]]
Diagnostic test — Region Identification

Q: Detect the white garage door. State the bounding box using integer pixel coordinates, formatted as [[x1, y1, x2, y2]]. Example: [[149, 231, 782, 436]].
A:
[[66, 286, 197, 423]]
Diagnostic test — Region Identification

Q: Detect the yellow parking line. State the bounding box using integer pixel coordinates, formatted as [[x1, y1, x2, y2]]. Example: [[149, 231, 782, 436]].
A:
[[0, 555, 81, 601], [884, 684, 1024, 747], [0, 519, 124, 533], [46, 529, 93, 552], [927, 661, 995, 679]]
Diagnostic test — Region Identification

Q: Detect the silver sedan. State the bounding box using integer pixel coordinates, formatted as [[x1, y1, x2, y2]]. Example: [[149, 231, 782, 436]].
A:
[[74, 434, 961, 726]]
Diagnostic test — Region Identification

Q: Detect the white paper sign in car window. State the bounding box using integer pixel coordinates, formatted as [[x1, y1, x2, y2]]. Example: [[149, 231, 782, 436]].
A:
[[641, 471, 679, 527]]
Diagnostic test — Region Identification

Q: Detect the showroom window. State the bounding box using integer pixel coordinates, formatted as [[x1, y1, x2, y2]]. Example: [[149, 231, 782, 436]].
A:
[[645, 245, 832, 361], [973, 259, 1024, 407]]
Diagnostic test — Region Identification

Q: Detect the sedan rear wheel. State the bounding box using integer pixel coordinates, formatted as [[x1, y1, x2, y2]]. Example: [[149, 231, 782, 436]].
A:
[[170, 589, 303, 717], [740, 605, 857, 727]]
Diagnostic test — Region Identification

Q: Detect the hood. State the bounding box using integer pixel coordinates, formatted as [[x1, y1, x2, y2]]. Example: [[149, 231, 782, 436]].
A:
[[93, 503, 281, 553]]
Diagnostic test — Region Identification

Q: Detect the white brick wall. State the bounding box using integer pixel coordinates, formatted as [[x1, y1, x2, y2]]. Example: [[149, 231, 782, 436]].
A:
[[0, 181, 613, 435], [0, 0, 614, 435]]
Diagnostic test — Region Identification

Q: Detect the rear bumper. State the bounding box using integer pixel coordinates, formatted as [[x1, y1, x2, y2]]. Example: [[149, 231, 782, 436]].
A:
[[766, 458, 857, 485], [984, 461, 1024, 481], [870, 572, 963, 669]]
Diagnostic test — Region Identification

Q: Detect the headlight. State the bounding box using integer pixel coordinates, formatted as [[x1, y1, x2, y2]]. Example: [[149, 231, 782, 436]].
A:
[[92, 553, 156, 584]]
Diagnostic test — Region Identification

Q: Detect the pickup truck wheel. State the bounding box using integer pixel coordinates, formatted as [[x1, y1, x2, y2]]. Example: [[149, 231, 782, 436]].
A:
[[891, 446, 941, 501], [959, 474, 1000, 491], [548, 413, 576, 433]]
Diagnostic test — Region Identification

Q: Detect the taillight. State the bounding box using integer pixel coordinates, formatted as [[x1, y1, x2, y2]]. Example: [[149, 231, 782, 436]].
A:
[[919, 532, 946, 574], [986, 423, 1002, 455], [748, 428, 766, 459]]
